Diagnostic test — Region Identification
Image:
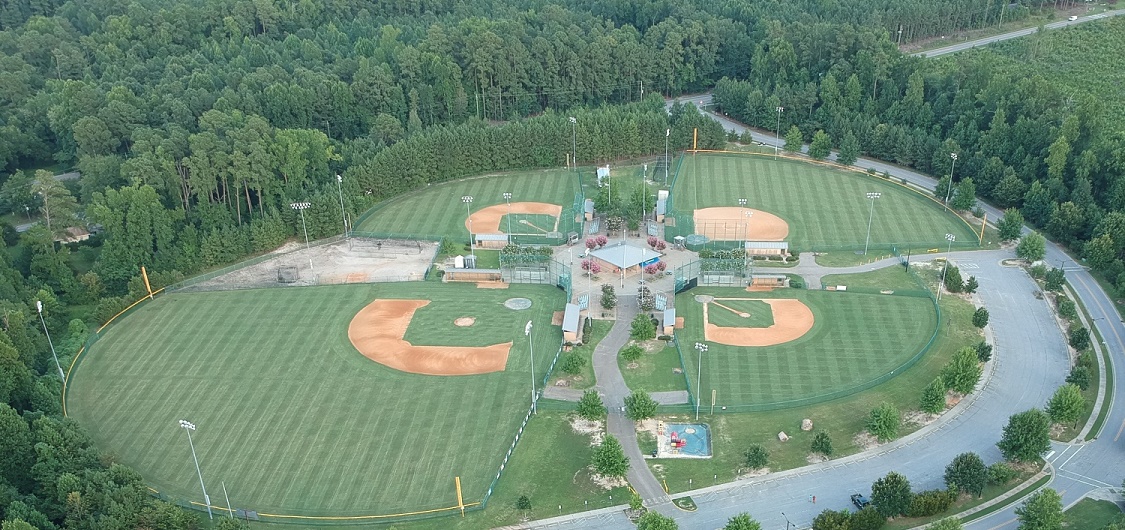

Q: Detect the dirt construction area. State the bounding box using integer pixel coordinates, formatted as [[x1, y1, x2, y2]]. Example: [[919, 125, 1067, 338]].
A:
[[467, 201, 563, 233], [703, 297, 814, 346], [693, 207, 789, 241], [348, 299, 512, 375], [185, 238, 438, 290]]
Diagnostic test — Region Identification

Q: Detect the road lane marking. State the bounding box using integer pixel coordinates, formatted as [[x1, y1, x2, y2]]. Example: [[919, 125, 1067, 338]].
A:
[[1114, 418, 1125, 442]]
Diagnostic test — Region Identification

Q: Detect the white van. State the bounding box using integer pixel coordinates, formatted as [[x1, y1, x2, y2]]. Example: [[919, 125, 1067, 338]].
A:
[[1069, 15, 1078, 21]]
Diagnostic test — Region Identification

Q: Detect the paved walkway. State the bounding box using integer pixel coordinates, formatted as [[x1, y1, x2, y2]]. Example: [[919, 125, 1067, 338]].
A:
[[789, 252, 902, 289], [591, 299, 673, 508]]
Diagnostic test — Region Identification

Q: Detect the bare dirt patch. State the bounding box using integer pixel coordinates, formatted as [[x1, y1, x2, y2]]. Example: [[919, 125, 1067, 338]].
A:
[[853, 432, 883, 451], [348, 299, 511, 376], [552, 311, 566, 325], [806, 454, 829, 464], [466, 201, 563, 234], [904, 410, 939, 427], [693, 207, 789, 241], [703, 298, 815, 347], [185, 237, 438, 290], [454, 317, 475, 327], [476, 281, 508, 289]]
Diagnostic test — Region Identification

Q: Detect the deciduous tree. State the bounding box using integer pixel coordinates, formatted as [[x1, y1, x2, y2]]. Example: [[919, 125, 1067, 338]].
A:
[[998, 409, 1051, 462], [1014, 488, 1063, 530], [591, 435, 629, 478], [944, 452, 987, 497], [1045, 383, 1084, 428], [625, 390, 658, 421], [871, 471, 912, 518], [868, 402, 900, 442], [577, 390, 606, 420]]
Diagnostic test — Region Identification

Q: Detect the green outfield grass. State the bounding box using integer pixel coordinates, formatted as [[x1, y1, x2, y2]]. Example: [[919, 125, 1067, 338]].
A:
[[66, 283, 565, 518], [706, 299, 774, 328], [619, 342, 688, 393], [354, 169, 581, 240], [669, 153, 980, 250], [677, 286, 938, 408]]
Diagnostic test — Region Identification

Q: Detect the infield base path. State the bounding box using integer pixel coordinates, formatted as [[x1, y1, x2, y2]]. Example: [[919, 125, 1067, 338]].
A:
[[693, 207, 789, 241], [348, 299, 512, 376], [703, 298, 814, 346], [467, 202, 563, 234]]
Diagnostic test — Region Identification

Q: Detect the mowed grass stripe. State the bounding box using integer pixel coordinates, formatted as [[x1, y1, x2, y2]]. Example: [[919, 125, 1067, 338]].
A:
[[356, 169, 580, 238], [679, 288, 936, 407], [673, 154, 977, 249], [68, 283, 564, 516]]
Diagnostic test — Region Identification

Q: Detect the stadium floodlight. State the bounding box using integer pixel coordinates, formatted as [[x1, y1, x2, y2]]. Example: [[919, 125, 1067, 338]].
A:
[[775, 106, 785, 158], [944, 153, 958, 204], [36, 300, 65, 381], [864, 192, 881, 255], [462, 196, 475, 258], [738, 198, 751, 254], [526, 321, 536, 414], [335, 174, 347, 239], [694, 342, 708, 420], [178, 420, 213, 519], [503, 192, 513, 245], [289, 202, 314, 274], [939, 233, 956, 300], [569, 117, 577, 171]]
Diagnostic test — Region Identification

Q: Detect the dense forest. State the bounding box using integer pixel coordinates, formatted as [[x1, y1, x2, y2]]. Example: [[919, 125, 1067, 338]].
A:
[[0, 0, 1120, 527]]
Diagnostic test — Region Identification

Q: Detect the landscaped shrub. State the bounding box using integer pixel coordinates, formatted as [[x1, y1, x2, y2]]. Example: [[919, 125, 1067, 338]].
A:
[[561, 353, 587, 374]]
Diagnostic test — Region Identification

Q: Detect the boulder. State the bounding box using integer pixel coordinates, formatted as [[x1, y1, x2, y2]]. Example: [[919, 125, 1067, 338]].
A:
[[801, 419, 813, 431], [778, 431, 789, 442]]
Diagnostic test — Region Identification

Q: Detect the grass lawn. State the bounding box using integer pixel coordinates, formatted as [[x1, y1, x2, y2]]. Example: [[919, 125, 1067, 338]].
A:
[[669, 153, 980, 251], [677, 286, 938, 408], [814, 251, 898, 268], [67, 282, 565, 518], [706, 299, 774, 328], [355, 168, 581, 240], [822, 265, 927, 293], [620, 341, 688, 393], [1063, 498, 1124, 530], [550, 320, 612, 390], [651, 279, 980, 493]]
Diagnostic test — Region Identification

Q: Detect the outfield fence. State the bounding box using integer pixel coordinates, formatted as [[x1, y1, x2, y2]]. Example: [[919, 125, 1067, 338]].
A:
[[672, 248, 944, 413], [662, 150, 985, 253]]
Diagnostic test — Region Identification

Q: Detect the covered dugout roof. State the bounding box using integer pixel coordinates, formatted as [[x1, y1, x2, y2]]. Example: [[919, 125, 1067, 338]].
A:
[[744, 241, 789, 250], [562, 303, 581, 332], [663, 308, 676, 328], [590, 242, 660, 269]]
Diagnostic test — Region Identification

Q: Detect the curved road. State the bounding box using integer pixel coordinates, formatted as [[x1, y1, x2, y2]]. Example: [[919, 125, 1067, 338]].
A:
[[913, 10, 1125, 58], [519, 99, 1125, 527]]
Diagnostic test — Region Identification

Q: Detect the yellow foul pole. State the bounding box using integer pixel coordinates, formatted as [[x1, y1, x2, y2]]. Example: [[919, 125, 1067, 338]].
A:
[[455, 476, 465, 517], [141, 266, 154, 300]]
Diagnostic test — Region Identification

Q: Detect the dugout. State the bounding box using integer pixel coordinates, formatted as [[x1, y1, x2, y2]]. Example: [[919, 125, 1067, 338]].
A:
[[562, 303, 584, 343], [444, 269, 503, 282], [475, 233, 509, 249], [744, 241, 789, 257], [750, 274, 789, 288], [662, 307, 676, 336]]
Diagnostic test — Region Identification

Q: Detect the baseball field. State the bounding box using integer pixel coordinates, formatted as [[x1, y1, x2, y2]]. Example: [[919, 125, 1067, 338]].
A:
[[353, 168, 581, 243], [676, 286, 938, 409], [66, 282, 565, 518], [669, 153, 980, 250]]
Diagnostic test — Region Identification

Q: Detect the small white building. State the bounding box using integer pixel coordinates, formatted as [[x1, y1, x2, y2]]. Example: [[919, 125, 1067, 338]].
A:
[[596, 166, 610, 187]]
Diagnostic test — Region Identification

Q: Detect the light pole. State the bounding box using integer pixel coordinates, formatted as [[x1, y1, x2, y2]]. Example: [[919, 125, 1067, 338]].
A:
[[335, 174, 347, 239], [643, 164, 647, 222], [503, 192, 513, 245], [774, 106, 784, 158], [694, 342, 708, 421], [569, 117, 577, 171], [863, 192, 881, 255], [36, 300, 65, 381], [939, 233, 955, 300], [289, 202, 313, 274], [944, 153, 958, 204], [178, 420, 213, 520], [525, 320, 536, 414], [738, 198, 750, 255], [665, 128, 671, 185], [462, 195, 475, 259], [782, 512, 794, 530]]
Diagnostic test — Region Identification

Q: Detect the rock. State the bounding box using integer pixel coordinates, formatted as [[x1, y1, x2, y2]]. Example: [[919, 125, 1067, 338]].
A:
[[801, 419, 813, 431], [778, 431, 789, 442]]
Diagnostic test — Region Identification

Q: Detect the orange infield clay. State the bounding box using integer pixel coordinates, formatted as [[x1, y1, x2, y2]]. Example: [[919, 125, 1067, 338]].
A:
[[348, 299, 512, 376], [467, 202, 563, 233], [693, 207, 789, 241], [703, 298, 814, 347]]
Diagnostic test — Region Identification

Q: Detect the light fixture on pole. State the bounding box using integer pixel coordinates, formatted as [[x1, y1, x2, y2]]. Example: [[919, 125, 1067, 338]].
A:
[[289, 202, 313, 274], [774, 106, 785, 158], [36, 300, 65, 381], [525, 320, 536, 414], [694, 342, 708, 421], [939, 233, 956, 300], [462, 196, 475, 259], [569, 117, 577, 171], [503, 192, 513, 245], [335, 174, 347, 239], [944, 153, 958, 204], [863, 192, 881, 255], [665, 128, 671, 185], [738, 198, 751, 255], [178, 420, 213, 520]]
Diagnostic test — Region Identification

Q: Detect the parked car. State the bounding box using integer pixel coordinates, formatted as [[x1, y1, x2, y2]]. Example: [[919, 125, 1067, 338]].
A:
[[851, 493, 872, 510], [1069, 15, 1079, 21]]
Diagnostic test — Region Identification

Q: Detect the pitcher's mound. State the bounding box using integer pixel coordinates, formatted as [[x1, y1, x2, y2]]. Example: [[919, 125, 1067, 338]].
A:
[[454, 317, 475, 327]]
